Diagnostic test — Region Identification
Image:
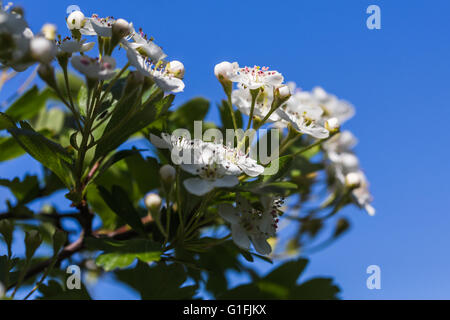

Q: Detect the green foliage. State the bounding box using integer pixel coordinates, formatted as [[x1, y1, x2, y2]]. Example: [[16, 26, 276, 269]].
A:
[[116, 261, 197, 299], [7, 121, 74, 188], [98, 185, 146, 236], [85, 238, 162, 271], [37, 280, 91, 300], [218, 259, 340, 299], [5, 86, 52, 123]]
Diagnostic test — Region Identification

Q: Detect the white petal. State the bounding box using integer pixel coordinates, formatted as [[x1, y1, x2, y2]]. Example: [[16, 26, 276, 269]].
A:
[[231, 224, 251, 250], [212, 175, 239, 188], [218, 203, 240, 224], [154, 75, 185, 94], [250, 235, 272, 255], [183, 178, 214, 196]]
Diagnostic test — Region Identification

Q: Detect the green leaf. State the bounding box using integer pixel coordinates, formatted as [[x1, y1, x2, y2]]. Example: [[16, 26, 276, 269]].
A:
[[124, 153, 160, 195], [24, 230, 43, 261], [5, 86, 52, 122], [97, 185, 146, 236], [262, 155, 294, 182], [168, 97, 209, 132], [116, 261, 197, 299], [0, 112, 15, 130], [219, 100, 243, 130], [85, 238, 162, 271], [7, 122, 75, 188], [38, 280, 91, 300], [0, 175, 40, 204], [94, 92, 173, 160]]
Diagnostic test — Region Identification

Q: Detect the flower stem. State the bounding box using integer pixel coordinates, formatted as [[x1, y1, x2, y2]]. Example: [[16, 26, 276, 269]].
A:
[[227, 93, 238, 131]]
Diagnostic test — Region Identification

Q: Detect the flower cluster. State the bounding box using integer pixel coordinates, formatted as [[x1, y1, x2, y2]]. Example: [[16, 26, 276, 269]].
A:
[[323, 131, 375, 216], [61, 9, 184, 94], [0, 3, 56, 71], [151, 133, 264, 196]]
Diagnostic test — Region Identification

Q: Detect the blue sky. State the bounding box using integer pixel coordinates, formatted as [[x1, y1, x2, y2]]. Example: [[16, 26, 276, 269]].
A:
[[1, 0, 450, 299]]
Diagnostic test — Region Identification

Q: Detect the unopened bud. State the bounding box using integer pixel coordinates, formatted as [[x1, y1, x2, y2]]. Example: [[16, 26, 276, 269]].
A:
[[112, 18, 132, 38], [145, 193, 162, 211], [41, 23, 57, 40], [67, 10, 85, 30], [30, 37, 56, 63], [214, 61, 236, 81], [214, 61, 238, 97], [345, 172, 361, 188], [341, 153, 359, 170], [276, 85, 291, 99], [167, 60, 185, 79], [160, 164, 176, 183], [325, 117, 340, 132], [37, 63, 57, 87]]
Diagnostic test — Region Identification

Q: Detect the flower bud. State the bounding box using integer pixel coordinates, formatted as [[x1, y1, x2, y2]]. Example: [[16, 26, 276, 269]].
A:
[[167, 60, 185, 79], [345, 172, 361, 188], [160, 164, 176, 183], [30, 37, 56, 63], [214, 61, 236, 81], [145, 193, 162, 211], [37, 63, 57, 87], [341, 153, 359, 170], [67, 10, 85, 30], [112, 18, 132, 38], [325, 117, 340, 132], [214, 61, 238, 97], [41, 23, 57, 40], [276, 85, 291, 99]]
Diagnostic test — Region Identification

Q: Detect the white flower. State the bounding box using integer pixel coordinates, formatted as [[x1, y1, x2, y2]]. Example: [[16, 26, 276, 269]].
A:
[[66, 10, 85, 30], [0, 6, 33, 70], [150, 134, 264, 196], [323, 131, 374, 215], [312, 86, 355, 125], [276, 84, 290, 99], [71, 55, 116, 80], [218, 195, 284, 255], [125, 47, 184, 94], [126, 27, 167, 62], [89, 15, 115, 37], [232, 87, 282, 122], [59, 38, 95, 54], [351, 172, 375, 216], [30, 37, 56, 63], [229, 65, 284, 90], [214, 61, 239, 81]]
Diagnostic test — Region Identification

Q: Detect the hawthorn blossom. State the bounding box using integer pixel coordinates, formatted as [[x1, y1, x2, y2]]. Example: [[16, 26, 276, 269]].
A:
[[0, 3, 34, 70], [323, 131, 375, 215], [232, 87, 283, 122], [125, 45, 184, 94], [229, 65, 284, 90], [71, 55, 116, 80], [214, 61, 239, 81], [127, 27, 167, 62], [58, 37, 94, 54], [277, 99, 329, 139], [150, 134, 264, 195], [218, 195, 284, 254], [312, 86, 355, 125]]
